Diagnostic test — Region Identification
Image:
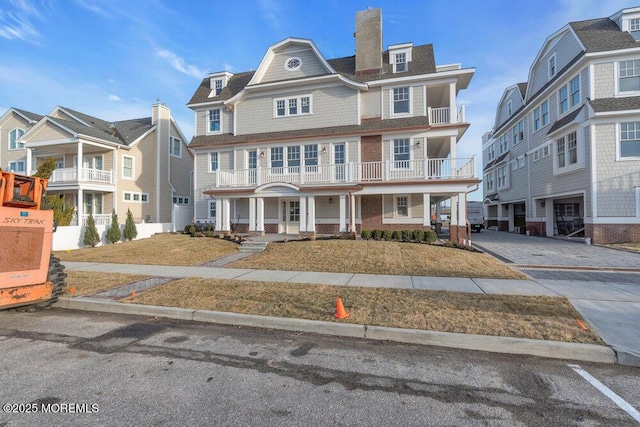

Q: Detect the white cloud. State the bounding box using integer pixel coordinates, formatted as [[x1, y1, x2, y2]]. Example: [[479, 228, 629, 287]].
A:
[[108, 94, 120, 101], [258, 0, 281, 31], [0, 0, 43, 43], [69, 0, 109, 17], [156, 49, 205, 79]]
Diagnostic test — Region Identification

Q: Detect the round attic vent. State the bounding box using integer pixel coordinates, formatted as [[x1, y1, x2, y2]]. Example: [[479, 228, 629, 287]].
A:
[[284, 57, 302, 71]]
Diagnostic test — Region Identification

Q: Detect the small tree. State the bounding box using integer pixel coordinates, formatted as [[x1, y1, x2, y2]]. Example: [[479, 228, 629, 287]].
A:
[[123, 209, 137, 241], [32, 157, 57, 179], [44, 194, 75, 226], [83, 214, 100, 248], [106, 209, 121, 243]]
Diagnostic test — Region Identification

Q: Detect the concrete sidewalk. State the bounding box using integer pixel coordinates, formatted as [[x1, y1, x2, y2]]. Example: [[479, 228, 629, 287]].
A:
[[59, 261, 640, 367]]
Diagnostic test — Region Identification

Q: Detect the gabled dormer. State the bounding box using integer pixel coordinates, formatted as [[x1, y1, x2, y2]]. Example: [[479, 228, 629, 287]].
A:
[[610, 7, 640, 41], [388, 42, 413, 73], [208, 71, 233, 98]]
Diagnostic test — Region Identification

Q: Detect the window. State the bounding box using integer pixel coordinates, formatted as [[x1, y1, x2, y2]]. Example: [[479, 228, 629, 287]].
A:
[[485, 172, 495, 192], [497, 165, 507, 188], [393, 138, 410, 168], [170, 136, 181, 157], [534, 100, 549, 131], [507, 100, 512, 116], [287, 146, 300, 169], [274, 96, 311, 117], [620, 122, 640, 158], [487, 144, 495, 161], [516, 120, 524, 144], [395, 52, 407, 72], [208, 109, 221, 132], [512, 160, 518, 171], [570, 76, 580, 107], [395, 196, 409, 217], [532, 150, 540, 162], [208, 199, 217, 218], [631, 18, 640, 31], [549, 54, 556, 78], [123, 156, 134, 179], [558, 85, 568, 114], [173, 196, 190, 205], [214, 79, 223, 96], [271, 147, 284, 168], [304, 144, 318, 169], [619, 60, 640, 92], [519, 156, 525, 168], [284, 57, 302, 71], [498, 134, 508, 154], [9, 128, 25, 150], [8, 161, 25, 172], [392, 87, 410, 114], [543, 145, 550, 157], [556, 131, 579, 169], [123, 192, 148, 203], [210, 152, 219, 171]]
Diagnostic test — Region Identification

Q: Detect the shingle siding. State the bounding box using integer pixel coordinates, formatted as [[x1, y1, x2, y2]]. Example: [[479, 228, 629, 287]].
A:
[[194, 107, 233, 137], [236, 85, 359, 135], [595, 122, 640, 216], [261, 47, 329, 83], [528, 32, 583, 100]]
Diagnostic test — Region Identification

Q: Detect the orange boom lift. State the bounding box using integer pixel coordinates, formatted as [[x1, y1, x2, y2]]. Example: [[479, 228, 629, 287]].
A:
[[0, 171, 65, 309]]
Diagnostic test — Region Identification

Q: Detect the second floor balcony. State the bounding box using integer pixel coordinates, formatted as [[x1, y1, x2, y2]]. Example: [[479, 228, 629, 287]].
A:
[[211, 156, 476, 189], [47, 167, 113, 185]]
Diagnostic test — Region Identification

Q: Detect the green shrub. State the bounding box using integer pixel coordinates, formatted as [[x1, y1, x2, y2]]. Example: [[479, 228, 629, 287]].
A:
[[382, 230, 393, 241], [401, 230, 411, 242], [106, 209, 121, 244], [204, 231, 215, 238], [204, 223, 215, 232], [413, 229, 425, 242], [123, 209, 137, 241], [361, 230, 372, 240], [188, 225, 197, 235], [423, 229, 437, 244], [184, 224, 192, 234], [83, 214, 100, 248], [372, 229, 383, 240], [391, 230, 401, 241]]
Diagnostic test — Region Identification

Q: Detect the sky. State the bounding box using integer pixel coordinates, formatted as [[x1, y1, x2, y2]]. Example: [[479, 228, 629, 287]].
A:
[[1, 0, 639, 200]]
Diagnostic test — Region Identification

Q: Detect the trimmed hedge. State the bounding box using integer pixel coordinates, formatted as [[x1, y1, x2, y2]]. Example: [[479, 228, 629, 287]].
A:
[[360, 228, 438, 244]]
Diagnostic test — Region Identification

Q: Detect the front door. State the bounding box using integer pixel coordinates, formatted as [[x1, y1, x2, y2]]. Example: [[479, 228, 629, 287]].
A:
[[281, 199, 300, 234]]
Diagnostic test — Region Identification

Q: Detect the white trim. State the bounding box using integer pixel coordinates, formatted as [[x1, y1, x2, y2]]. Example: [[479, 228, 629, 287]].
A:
[[8, 127, 26, 150], [206, 108, 223, 135], [367, 67, 475, 88], [548, 52, 557, 80], [383, 218, 423, 224], [273, 94, 313, 118], [390, 86, 413, 117], [586, 217, 640, 224], [169, 136, 182, 158], [393, 194, 411, 218]]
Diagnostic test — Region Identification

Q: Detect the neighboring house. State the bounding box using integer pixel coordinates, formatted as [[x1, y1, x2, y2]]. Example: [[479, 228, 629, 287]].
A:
[[188, 8, 477, 241], [0, 102, 193, 231], [483, 7, 640, 244]]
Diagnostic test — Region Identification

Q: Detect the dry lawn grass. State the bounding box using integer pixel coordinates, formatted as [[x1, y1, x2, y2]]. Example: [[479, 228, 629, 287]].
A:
[[229, 240, 526, 279], [124, 277, 602, 344], [55, 233, 238, 266], [604, 242, 640, 253], [64, 270, 149, 296]]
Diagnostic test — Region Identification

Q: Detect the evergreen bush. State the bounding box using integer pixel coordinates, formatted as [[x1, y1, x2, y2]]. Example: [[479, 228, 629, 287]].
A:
[[123, 208, 137, 241], [106, 209, 121, 243], [83, 214, 100, 247]]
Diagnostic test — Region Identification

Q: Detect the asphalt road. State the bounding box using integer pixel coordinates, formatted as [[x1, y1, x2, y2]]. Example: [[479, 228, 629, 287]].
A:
[[1, 309, 639, 426]]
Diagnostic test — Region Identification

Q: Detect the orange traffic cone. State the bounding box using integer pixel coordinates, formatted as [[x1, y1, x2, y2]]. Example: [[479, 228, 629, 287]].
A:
[[69, 286, 77, 294], [334, 298, 349, 319], [130, 290, 136, 298]]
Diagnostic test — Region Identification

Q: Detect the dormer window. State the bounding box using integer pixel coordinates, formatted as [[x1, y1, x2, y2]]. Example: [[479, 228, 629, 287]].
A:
[[548, 54, 556, 79], [214, 79, 223, 96], [507, 100, 512, 116], [629, 18, 640, 40], [284, 57, 302, 71], [208, 72, 232, 98], [395, 53, 407, 72]]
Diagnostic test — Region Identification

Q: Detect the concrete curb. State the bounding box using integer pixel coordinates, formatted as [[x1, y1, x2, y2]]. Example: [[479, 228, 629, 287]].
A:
[[55, 297, 617, 365]]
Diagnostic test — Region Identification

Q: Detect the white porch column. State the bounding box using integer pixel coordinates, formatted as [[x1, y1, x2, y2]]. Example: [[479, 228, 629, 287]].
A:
[[299, 195, 307, 232], [458, 193, 466, 226], [339, 195, 347, 232], [307, 196, 315, 232], [26, 148, 32, 175], [349, 193, 356, 232], [256, 197, 265, 234], [450, 195, 458, 227], [545, 198, 554, 237], [449, 82, 457, 123], [222, 198, 231, 232], [214, 198, 222, 231], [422, 193, 431, 226], [77, 189, 84, 226], [435, 202, 442, 223], [248, 198, 256, 232], [77, 142, 83, 180]]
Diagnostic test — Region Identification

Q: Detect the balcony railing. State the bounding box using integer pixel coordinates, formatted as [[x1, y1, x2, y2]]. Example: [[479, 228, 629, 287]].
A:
[[48, 167, 113, 184], [70, 214, 111, 226], [428, 105, 465, 125], [213, 157, 475, 188]]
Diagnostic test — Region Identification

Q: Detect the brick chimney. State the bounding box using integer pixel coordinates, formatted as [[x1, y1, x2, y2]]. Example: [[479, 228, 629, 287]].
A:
[[355, 8, 383, 76]]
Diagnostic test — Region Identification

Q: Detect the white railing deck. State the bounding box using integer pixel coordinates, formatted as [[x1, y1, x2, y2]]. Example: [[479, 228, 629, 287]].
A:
[[48, 167, 113, 184], [428, 105, 465, 125], [70, 214, 112, 226], [213, 157, 475, 188]]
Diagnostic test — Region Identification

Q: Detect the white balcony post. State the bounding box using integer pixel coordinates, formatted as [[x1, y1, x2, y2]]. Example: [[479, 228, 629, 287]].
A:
[[214, 198, 222, 231], [348, 162, 354, 182], [449, 82, 456, 123], [423, 157, 429, 179], [26, 148, 32, 175], [77, 189, 84, 226], [349, 193, 356, 233], [423, 193, 431, 226], [384, 160, 390, 181], [307, 196, 315, 232], [299, 167, 304, 184], [299, 196, 307, 232], [339, 195, 347, 232], [450, 195, 458, 228], [427, 107, 432, 125], [256, 197, 265, 234], [458, 193, 467, 226], [249, 198, 256, 232], [459, 104, 466, 123], [256, 165, 262, 186], [77, 142, 83, 180]]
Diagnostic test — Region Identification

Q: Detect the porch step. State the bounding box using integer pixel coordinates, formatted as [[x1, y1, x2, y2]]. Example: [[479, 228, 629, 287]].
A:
[[238, 241, 269, 253]]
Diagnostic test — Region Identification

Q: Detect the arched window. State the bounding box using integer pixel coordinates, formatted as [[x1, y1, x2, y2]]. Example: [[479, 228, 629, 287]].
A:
[[9, 128, 25, 150]]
